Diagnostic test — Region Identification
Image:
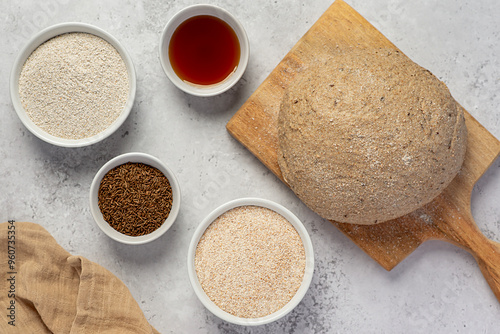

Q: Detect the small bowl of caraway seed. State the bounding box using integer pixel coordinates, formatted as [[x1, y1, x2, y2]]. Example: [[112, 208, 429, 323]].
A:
[[10, 22, 136, 147], [187, 198, 314, 326], [89, 152, 181, 245]]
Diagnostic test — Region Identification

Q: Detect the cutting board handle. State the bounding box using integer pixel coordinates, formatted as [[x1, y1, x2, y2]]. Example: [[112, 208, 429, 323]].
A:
[[474, 239, 500, 301], [438, 206, 500, 302]]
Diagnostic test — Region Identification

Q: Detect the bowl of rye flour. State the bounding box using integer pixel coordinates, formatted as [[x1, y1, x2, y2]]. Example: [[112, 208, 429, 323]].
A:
[[10, 22, 136, 147], [187, 198, 314, 326]]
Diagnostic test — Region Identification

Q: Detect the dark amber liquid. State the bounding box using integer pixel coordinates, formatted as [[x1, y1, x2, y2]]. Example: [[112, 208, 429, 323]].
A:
[[169, 15, 241, 86]]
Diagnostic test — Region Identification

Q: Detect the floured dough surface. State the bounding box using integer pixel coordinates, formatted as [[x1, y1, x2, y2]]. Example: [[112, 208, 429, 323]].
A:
[[277, 48, 467, 224]]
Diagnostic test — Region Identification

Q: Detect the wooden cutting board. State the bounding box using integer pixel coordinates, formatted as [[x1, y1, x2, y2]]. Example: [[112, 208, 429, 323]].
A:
[[227, 0, 500, 301]]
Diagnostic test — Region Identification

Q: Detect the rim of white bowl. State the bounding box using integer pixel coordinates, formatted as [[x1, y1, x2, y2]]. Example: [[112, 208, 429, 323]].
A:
[[187, 197, 314, 326], [10, 22, 137, 148], [159, 4, 250, 97], [89, 152, 181, 245]]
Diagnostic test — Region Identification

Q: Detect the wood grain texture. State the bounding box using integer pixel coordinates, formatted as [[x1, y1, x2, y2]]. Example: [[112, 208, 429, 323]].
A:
[[226, 0, 500, 300]]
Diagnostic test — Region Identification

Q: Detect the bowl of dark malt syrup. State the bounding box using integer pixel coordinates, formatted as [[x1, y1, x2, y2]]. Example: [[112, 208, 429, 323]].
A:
[[159, 4, 249, 96], [89, 152, 181, 245]]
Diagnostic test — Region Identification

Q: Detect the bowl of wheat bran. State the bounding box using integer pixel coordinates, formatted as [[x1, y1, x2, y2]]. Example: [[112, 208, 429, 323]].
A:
[[187, 198, 314, 326], [10, 22, 136, 147], [89, 152, 181, 245]]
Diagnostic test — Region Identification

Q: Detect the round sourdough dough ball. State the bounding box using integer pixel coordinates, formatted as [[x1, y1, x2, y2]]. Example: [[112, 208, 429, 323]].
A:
[[277, 47, 467, 225]]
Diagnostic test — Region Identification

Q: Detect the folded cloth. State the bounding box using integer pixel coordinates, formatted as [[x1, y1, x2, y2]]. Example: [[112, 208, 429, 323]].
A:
[[0, 222, 160, 333]]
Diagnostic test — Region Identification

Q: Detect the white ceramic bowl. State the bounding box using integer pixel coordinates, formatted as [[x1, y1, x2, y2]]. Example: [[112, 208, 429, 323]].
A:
[[187, 198, 314, 326], [89, 152, 180, 245], [10, 22, 136, 148], [159, 4, 249, 97]]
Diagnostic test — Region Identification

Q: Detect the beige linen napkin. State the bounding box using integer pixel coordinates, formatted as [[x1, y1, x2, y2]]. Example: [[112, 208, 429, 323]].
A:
[[0, 221, 160, 333]]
